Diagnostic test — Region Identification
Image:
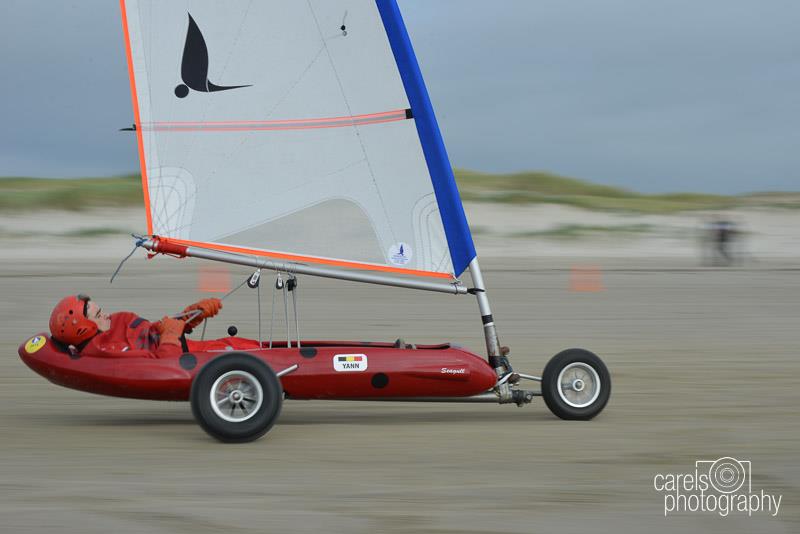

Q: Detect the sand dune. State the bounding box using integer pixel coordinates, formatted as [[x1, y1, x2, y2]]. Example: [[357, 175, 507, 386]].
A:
[[1, 203, 797, 263]]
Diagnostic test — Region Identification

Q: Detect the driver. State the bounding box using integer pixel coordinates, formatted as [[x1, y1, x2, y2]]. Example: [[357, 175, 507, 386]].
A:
[[49, 294, 223, 358]]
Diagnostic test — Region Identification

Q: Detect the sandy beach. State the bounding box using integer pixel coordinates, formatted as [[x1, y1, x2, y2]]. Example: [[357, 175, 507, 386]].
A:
[[1, 203, 798, 533]]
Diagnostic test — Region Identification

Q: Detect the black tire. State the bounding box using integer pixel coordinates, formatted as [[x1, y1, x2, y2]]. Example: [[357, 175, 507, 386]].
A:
[[190, 352, 282, 443], [541, 348, 610, 420]]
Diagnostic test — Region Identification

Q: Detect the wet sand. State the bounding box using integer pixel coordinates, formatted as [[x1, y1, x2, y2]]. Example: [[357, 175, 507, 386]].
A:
[[1, 256, 797, 533]]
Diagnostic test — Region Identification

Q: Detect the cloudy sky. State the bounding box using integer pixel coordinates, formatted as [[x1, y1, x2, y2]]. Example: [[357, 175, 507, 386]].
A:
[[1, 0, 798, 193]]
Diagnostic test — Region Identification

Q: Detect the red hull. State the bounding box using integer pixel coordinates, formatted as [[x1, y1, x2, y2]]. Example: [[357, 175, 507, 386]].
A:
[[19, 334, 497, 401]]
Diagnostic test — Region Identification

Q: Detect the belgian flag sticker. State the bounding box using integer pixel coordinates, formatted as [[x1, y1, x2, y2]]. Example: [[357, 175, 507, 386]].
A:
[[333, 353, 368, 372]]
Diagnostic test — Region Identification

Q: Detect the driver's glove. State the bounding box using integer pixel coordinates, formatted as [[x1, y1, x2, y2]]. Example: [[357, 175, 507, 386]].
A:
[[155, 316, 186, 347], [182, 298, 223, 331]]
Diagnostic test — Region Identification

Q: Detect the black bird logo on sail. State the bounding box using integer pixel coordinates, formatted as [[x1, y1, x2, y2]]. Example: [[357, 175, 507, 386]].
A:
[[174, 13, 251, 98]]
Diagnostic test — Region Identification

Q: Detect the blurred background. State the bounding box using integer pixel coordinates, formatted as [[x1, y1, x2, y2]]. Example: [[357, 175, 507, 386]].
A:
[[0, 1, 798, 533]]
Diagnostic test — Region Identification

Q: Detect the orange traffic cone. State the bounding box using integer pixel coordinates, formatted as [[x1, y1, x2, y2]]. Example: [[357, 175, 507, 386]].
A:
[[198, 265, 231, 294], [569, 265, 605, 292]]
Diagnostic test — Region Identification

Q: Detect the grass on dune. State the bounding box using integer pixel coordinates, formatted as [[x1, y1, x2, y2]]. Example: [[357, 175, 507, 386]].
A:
[[0, 226, 132, 239], [454, 169, 743, 213], [510, 223, 653, 239], [0, 175, 143, 211], [456, 168, 633, 197], [61, 227, 132, 237], [0, 171, 797, 214]]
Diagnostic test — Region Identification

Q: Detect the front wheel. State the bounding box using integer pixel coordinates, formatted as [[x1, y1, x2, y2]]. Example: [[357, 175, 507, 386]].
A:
[[541, 348, 610, 420], [190, 352, 282, 443]]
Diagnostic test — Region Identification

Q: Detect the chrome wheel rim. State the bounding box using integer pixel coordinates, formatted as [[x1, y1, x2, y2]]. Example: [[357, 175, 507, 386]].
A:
[[210, 370, 263, 423], [557, 362, 601, 408]]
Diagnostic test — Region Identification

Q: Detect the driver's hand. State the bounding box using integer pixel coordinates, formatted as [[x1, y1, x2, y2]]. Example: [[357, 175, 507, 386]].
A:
[[182, 298, 223, 330], [155, 316, 186, 347]]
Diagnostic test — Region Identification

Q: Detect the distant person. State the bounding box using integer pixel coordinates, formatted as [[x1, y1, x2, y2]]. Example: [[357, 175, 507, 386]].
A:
[[48, 294, 259, 358], [708, 218, 738, 266]]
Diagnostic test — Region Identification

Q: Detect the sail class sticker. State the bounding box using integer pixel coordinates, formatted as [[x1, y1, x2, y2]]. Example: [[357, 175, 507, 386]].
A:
[[25, 336, 46, 354], [388, 242, 412, 266], [333, 354, 368, 372], [174, 13, 251, 98]]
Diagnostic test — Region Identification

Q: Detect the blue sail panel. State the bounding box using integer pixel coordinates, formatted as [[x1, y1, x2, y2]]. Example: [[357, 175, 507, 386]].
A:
[[376, 0, 477, 277]]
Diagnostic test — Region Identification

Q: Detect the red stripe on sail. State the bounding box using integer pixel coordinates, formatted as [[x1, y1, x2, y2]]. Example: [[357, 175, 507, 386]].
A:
[[149, 109, 407, 126], [142, 110, 410, 132]]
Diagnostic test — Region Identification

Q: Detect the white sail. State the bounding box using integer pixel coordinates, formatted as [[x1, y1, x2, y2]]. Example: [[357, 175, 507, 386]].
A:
[[122, 0, 474, 278]]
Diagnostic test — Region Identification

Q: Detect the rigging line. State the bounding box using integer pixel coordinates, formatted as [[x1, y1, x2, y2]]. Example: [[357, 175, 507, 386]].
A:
[[283, 275, 291, 348], [220, 275, 250, 301], [257, 275, 262, 347], [291, 278, 301, 348], [305, 0, 398, 245], [109, 234, 148, 283], [191, 271, 250, 342], [269, 273, 277, 349]]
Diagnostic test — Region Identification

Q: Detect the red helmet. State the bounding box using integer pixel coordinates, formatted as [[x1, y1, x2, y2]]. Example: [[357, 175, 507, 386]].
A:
[[49, 294, 98, 345]]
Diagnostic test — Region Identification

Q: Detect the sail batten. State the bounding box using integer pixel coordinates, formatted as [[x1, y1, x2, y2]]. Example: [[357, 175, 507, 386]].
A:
[[121, 0, 474, 279], [145, 108, 410, 127], [142, 109, 410, 132]]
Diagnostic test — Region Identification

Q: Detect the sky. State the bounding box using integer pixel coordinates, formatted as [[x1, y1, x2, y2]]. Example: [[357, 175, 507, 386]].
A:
[[1, 0, 798, 194]]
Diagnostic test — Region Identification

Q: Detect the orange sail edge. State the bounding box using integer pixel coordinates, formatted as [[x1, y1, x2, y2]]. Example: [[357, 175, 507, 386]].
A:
[[119, 0, 153, 235], [155, 236, 457, 280]]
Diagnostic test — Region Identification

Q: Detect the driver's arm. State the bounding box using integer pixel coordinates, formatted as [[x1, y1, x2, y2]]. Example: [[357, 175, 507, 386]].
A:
[[103, 317, 185, 359]]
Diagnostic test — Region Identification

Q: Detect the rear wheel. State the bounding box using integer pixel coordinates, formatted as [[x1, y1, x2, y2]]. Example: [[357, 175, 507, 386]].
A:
[[190, 352, 282, 442], [541, 348, 610, 420]]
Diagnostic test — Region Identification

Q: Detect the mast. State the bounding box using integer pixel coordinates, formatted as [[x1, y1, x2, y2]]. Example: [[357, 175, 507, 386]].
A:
[[467, 258, 504, 373], [376, 1, 506, 372]]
